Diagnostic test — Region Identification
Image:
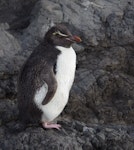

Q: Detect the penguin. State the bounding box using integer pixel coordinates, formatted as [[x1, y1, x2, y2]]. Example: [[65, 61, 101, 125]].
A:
[[18, 23, 81, 130]]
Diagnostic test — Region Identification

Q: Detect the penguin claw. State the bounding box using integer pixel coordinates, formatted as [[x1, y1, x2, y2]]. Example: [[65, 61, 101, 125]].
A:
[[42, 122, 61, 130]]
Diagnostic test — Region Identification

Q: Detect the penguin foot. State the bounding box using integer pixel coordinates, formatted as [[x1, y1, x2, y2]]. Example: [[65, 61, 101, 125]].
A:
[[42, 122, 61, 130]]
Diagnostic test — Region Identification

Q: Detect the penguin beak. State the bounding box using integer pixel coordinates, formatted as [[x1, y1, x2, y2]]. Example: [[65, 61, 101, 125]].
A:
[[72, 35, 82, 43], [66, 35, 82, 43]]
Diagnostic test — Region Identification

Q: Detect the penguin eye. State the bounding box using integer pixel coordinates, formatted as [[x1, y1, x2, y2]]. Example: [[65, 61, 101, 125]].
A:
[[53, 31, 68, 37]]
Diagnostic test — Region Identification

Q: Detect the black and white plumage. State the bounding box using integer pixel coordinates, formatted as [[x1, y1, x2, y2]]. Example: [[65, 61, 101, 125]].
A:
[[18, 23, 81, 130]]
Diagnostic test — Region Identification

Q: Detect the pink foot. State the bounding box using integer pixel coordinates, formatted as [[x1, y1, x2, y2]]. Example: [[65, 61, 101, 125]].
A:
[[42, 122, 61, 130]]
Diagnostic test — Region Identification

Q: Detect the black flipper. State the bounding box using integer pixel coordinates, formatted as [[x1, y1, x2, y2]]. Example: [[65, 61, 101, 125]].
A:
[[42, 67, 57, 105]]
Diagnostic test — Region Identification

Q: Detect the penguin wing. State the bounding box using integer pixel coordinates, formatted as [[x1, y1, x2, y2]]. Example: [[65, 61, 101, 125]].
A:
[[41, 66, 57, 105]]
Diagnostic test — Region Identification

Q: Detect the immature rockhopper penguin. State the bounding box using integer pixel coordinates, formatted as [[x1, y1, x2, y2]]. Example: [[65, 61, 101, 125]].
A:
[[18, 23, 81, 130]]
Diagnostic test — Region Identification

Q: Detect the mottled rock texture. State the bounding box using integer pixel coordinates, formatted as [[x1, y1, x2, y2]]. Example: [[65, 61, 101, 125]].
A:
[[0, 0, 134, 149]]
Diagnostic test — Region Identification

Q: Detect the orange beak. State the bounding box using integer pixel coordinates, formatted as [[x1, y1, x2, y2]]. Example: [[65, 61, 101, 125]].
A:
[[72, 35, 82, 43], [67, 35, 82, 43]]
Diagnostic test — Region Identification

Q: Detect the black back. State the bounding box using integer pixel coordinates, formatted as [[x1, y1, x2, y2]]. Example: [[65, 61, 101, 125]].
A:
[[18, 42, 60, 124]]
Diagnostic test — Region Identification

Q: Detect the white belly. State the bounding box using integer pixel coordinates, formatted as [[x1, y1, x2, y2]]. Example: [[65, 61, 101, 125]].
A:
[[34, 46, 76, 122]]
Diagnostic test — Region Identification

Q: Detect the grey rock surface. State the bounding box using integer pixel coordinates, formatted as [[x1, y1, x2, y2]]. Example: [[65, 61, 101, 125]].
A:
[[1, 120, 134, 150], [0, 0, 134, 149]]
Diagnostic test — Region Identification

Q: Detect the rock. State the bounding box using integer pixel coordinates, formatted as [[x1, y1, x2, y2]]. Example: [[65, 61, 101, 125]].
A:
[[0, 120, 134, 150], [0, 28, 22, 72], [0, 0, 134, 149], [0, 99, 18, 125]]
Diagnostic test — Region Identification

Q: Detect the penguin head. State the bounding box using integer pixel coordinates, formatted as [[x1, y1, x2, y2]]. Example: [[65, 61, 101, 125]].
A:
[[44, 24, 81, 48]]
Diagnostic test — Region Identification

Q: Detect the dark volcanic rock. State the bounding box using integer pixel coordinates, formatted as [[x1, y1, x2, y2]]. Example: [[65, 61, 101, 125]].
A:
[[0, 120, 134, 150], [0, 0, 134, 149]]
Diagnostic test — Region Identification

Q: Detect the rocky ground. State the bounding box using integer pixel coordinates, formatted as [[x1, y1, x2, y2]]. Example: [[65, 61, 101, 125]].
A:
[[0, 0, 134, 149], [0, 120, 134, 150]]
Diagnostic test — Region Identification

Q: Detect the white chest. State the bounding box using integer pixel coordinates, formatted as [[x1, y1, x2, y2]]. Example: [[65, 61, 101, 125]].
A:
[[34, 46, 76, 122], [55, 46, 76, 90]]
